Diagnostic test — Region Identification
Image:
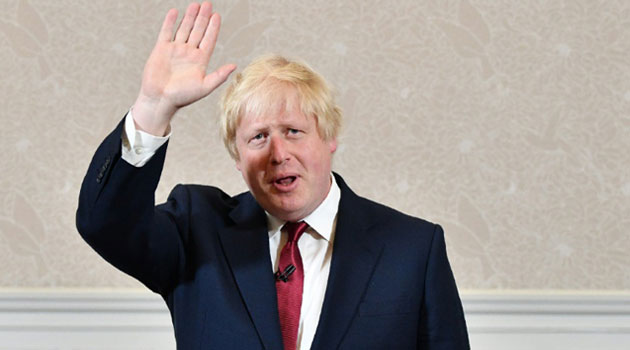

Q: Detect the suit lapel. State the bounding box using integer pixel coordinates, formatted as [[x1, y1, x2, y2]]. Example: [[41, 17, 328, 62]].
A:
[[218, 194, 283, 350], [311, 175, 384, 350]]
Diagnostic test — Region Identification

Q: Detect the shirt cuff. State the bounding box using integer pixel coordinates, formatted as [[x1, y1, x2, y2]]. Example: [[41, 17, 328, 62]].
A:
[[121, 109, 171, 167]]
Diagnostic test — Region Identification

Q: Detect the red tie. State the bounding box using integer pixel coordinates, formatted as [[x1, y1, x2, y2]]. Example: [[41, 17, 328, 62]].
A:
[[276, 221, 308, 350]]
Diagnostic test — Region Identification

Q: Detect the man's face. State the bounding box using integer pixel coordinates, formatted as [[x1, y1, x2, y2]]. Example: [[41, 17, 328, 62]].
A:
[[234, 89, 337, 222]]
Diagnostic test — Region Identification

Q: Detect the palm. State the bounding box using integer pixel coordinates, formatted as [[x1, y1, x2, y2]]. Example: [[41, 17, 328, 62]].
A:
[[134, 2, 236, 135], [143, 42, 211, 107]]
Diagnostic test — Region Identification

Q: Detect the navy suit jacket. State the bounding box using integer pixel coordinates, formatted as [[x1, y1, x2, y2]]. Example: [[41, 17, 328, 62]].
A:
[[76, 119, 469, 349]]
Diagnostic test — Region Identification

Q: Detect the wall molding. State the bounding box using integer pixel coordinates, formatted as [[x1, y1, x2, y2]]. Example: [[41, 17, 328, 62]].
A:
[[0, 289, 629, 349]]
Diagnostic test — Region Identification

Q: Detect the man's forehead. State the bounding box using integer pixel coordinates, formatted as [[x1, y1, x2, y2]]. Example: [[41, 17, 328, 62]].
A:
[[240, 105, 311, 128], [247, 85, 298, 111], [240, 88, 309, 125]]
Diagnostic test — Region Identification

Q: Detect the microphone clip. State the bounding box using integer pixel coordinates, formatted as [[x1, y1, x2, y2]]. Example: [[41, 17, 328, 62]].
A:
[[275, 264, 296, 283]]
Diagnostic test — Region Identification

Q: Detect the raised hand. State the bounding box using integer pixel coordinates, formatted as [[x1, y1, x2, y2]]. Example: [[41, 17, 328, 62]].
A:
[[132, 2, 236, 136]]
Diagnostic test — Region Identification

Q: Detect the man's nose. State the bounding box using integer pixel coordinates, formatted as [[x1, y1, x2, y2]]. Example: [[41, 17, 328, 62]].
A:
[[269, 135, 290, 164]]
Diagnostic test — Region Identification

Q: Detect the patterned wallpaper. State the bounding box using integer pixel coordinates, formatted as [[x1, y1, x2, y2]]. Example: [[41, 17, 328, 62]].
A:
[[0, 0, 628, 290]]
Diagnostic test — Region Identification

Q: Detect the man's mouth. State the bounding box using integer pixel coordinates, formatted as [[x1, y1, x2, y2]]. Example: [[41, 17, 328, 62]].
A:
[[271, 175, 299, 192], [275, 176, 296, 185]]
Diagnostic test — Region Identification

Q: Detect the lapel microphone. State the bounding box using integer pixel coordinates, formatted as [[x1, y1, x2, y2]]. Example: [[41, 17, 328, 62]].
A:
[[275, 264, 296, 282]]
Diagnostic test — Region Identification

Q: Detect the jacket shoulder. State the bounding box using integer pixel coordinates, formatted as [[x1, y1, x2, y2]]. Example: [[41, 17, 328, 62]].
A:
[[335, 173, 439, 237], [167, 184, 242, 215], [352, 193, 438, 233]]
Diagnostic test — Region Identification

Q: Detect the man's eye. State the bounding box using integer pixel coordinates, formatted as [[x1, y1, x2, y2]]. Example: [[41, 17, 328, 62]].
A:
[[288, 129, 300, 135], [249, 133, 266, 144]]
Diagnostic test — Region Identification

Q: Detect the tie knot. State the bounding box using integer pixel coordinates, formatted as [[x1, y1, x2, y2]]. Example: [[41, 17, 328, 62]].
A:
[[284, 221, 308, 243]]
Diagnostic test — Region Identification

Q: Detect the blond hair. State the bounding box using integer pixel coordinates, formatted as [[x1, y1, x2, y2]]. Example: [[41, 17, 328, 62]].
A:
[[220, 54, 342, 159]]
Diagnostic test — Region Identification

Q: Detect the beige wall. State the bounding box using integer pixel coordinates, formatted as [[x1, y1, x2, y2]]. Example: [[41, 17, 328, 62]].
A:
[[0, 0, 628, 290]]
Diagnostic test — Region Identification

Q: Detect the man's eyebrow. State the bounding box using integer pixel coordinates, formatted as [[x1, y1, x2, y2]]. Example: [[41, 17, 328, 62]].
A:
[[279, 119, 308, 128], [243, 123, 268, 132], [244, 125, 269, 137]]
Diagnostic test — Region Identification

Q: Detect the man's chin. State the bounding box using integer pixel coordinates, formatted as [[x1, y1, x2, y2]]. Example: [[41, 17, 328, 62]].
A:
[[265, 201, 308, 222]]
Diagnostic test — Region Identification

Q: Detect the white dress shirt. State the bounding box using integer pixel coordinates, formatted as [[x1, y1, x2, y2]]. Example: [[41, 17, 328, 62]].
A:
[[265, 176, 339, 350], [121, 111, 171, 167], [121, 111, 339, 349]]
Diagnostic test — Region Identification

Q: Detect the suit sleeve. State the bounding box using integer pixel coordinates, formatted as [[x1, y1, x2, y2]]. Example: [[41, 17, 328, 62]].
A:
[[417, 225, 470, 349], [76, 118, 189, 294]]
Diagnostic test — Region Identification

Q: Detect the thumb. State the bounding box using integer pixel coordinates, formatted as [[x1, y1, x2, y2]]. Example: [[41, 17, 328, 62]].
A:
[[202, 63, 237, 96]]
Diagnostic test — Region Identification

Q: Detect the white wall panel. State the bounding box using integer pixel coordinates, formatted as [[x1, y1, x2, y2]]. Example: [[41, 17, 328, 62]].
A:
[[1, 291, 629, 349]]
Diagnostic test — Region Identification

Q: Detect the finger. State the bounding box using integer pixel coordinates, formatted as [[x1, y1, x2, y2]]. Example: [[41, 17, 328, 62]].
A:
[[174, 3, 201, 43], [187, 2, 213, 47], [202, 63, 237, 95], [199, 13, 221, 60], [157, 8, 178, 42]]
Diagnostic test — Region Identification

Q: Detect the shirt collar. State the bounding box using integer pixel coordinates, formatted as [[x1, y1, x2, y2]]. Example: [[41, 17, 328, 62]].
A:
[[266, 174, 341, 242]]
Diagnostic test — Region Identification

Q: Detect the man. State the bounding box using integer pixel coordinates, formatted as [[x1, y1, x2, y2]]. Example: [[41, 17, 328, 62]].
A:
[[76, 2, 469, 349]]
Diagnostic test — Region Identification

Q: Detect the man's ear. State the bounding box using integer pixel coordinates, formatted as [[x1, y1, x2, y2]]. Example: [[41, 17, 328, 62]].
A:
[[232, 143, 242, 171], [329, 138, 338, 153]]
